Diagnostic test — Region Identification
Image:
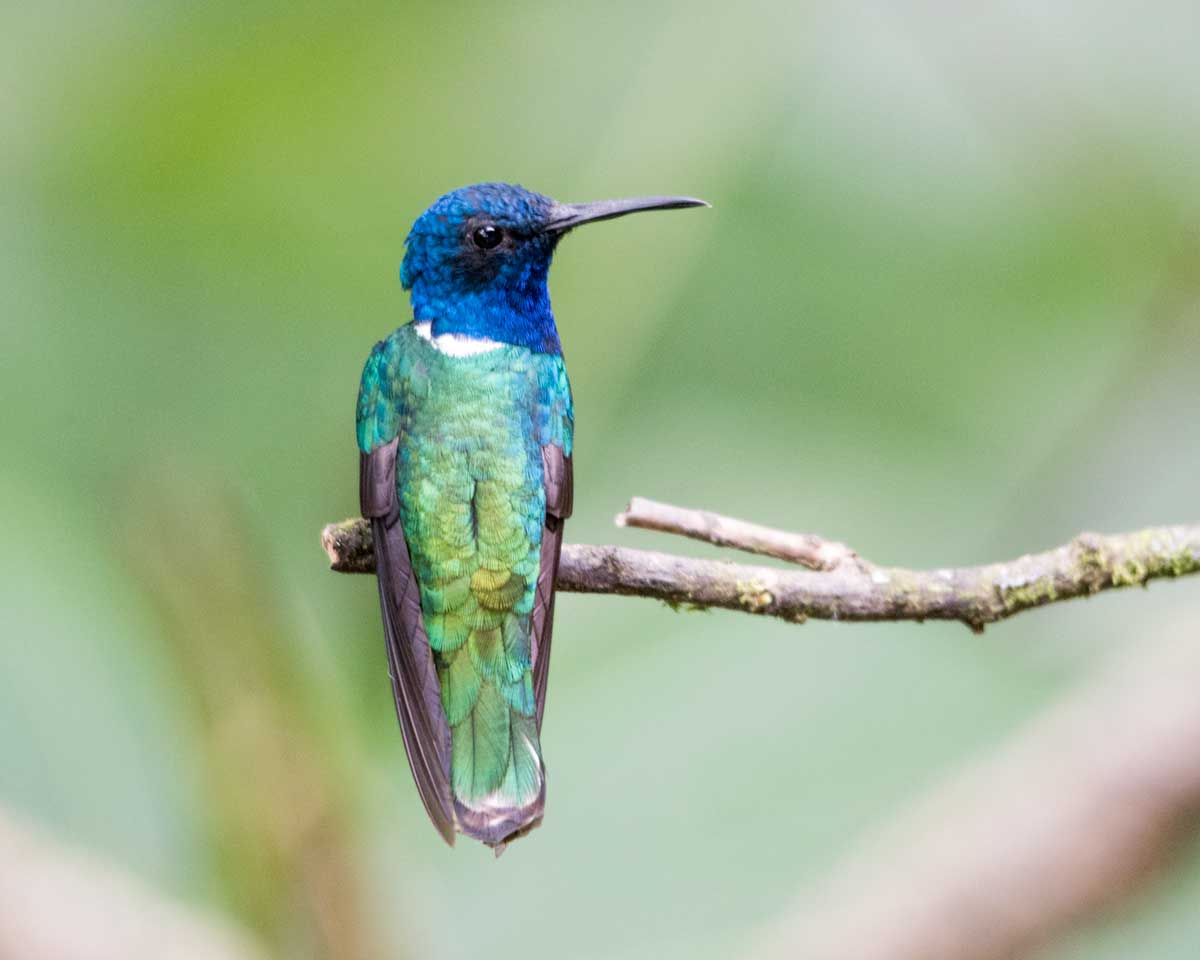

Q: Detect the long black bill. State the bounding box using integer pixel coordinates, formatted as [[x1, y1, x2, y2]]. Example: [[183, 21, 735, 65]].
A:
[[543, 195, 709, 233]]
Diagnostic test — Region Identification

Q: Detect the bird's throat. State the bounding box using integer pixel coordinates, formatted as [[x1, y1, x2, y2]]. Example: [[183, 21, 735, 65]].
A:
[[411, 276, 562, 355]]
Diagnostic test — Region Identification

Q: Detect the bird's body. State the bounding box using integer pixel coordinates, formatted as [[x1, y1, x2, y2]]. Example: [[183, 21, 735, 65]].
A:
[[356, 183, 704, 849], [358, 321, 571, 844]]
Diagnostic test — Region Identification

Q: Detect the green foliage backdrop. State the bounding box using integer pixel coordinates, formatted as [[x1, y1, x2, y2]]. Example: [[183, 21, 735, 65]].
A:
[[4, 2, 1199, 957]]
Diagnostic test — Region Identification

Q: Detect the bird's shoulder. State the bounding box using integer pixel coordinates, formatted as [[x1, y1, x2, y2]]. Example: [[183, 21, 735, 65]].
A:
[[357, 323, 573, 454], [531, 352, 573, 457], [356, 327, 413, 453]]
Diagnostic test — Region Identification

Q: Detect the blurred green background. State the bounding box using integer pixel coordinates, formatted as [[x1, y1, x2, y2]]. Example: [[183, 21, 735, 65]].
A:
[[3, 2, 1199, 958]]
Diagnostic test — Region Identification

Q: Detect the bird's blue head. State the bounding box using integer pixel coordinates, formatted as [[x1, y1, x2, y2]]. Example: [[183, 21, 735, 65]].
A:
[[400, 182, 707, 354]]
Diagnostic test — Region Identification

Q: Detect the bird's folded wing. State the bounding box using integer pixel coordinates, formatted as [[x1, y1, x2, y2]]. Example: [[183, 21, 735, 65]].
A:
[[361, 437, 456, 844], [532, 443, 573, 731]]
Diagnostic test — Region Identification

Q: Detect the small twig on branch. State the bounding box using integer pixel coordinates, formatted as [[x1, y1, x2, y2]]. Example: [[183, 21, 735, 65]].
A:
[[615, 496, 859, 570], [321, 503, 1200, 632]]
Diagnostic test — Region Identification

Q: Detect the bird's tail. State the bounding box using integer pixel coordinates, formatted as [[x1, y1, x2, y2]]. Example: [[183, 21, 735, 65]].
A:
[[449, 712, 546, 850], [435, 612, 547, 849]]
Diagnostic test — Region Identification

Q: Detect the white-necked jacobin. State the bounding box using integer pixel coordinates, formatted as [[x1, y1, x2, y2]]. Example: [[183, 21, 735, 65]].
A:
[[356, 183, 707, 849]]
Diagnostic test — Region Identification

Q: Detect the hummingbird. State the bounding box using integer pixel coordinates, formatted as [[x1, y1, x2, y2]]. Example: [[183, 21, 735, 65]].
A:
[[355, 182, 707, 849]]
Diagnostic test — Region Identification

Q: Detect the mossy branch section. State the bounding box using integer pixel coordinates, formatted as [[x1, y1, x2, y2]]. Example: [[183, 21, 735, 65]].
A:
[[321, 517, 1200, 632]]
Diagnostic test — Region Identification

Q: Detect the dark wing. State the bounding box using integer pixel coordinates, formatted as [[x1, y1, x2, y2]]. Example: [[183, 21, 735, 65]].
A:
[[532, 443, 573, 731], [361, 437, 456, 844]]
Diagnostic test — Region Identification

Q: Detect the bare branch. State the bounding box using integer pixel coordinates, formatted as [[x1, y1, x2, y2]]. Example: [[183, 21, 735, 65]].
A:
[[747, 627, 1200, 960], [320, 505, 1200, 631], [615, 496, 858, 570]]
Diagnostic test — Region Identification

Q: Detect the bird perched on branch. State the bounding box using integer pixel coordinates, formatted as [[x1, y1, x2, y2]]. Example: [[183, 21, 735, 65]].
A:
[[356, 183, 707, 850]]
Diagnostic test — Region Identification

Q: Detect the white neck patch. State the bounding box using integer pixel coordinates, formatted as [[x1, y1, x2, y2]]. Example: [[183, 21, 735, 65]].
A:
[[414, 321, 504, 357]]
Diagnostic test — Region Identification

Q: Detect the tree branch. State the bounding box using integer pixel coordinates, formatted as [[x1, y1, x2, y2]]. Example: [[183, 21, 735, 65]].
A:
[[320, 504, 1200, 632]]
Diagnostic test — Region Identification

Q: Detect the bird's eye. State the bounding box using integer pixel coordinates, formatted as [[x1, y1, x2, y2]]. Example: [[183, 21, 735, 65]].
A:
[[472, 224, 504, 250]]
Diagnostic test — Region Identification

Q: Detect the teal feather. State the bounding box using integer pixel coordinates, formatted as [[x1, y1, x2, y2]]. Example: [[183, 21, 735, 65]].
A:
[[357, 322, 572, 816]]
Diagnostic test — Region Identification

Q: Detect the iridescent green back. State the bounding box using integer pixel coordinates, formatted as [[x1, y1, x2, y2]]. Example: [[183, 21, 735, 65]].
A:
[[357, 324, 572, 827]]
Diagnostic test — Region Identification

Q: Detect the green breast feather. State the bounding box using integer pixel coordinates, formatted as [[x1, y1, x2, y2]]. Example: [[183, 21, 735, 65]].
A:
[[357, 323, 573, 821]]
